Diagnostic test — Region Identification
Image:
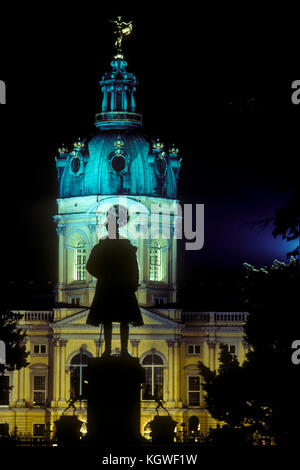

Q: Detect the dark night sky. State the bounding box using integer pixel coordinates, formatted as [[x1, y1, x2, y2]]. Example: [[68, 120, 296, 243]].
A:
[[0, 7, 300, 306]]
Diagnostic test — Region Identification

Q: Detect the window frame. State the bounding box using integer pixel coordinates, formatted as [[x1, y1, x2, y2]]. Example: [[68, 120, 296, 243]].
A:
[[223, 344, 237, 354], [68, 295, 81, 306], [141, 353, 164, 401], [33, 344, 47, 355], [187, 344, 201, 356], [149, 240, 162, 282], [33, 375, 46, 406], [187, 375, 201, 407], [70, 349, 89, 401], [74, 240, 87, 281]]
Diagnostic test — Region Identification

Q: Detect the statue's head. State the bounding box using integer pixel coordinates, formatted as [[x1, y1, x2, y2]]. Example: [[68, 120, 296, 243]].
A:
[[105, 204, 129, 239]]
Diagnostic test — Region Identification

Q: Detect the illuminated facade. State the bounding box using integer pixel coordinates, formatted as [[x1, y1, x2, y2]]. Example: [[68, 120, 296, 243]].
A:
[[0, 49, 248, 441]]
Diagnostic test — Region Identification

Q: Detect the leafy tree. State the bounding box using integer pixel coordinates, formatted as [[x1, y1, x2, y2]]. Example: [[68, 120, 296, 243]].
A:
[[199, 345, 248, 428], [0, 311, 29, 374], [273, 191, 300, 258], [242, 258, 300, 445], [199, 259, 300, 445]]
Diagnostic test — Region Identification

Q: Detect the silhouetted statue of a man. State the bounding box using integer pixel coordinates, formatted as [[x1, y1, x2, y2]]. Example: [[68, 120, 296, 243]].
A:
[[86, 205, 143, 357]]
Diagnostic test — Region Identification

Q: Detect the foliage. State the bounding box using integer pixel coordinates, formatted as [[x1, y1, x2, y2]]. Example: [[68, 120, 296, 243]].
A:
[[273, 191, 300, 257], [199, 345, 248, 428], [0, 311, 29, 374], [199, 258, 300, 445]]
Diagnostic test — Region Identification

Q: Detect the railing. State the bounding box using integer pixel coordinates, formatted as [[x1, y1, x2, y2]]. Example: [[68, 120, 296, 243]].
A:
[[182, 312, 248, 323], [95, 111, 142, 124], [23, 311, 54, 322], [181, 312, 210, 322]]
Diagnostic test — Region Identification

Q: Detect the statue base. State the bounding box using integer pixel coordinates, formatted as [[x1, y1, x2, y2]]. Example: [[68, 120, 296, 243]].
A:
[[87, 356, 145, 445], [149, 415, 177, 445], [54, 415, 83, 445]]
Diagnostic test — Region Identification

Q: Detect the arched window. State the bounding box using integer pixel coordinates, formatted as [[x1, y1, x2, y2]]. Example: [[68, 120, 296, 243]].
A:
[[70, 349, 89, 400], [149, 240, 162, 281], [75, 240, 86, 281], [188, 415, 199, 433], [141, 353, 164, 400]]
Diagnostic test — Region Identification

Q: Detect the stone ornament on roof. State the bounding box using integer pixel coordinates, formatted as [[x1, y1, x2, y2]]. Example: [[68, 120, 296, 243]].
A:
[[109, 16, 133, 59]]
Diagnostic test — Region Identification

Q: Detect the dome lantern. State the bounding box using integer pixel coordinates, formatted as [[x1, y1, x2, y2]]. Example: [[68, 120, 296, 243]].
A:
[[95, 17, 142, 130]]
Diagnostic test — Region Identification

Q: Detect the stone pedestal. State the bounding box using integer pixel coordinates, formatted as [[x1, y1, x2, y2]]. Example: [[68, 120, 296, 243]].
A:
[[87, 356, 145, 444], [54, 415, 83, 445], [150, 416, 177, 445]]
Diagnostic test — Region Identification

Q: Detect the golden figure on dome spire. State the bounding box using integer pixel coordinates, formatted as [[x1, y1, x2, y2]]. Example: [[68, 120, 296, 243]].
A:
[[109, 16, 133, 59]]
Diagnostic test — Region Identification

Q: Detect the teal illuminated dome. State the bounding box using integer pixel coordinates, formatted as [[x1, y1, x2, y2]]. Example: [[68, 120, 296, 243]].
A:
[[56, 58, 181, 199]]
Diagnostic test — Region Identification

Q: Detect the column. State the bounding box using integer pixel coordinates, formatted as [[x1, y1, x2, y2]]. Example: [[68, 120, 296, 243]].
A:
[[12, 370, 18, 404], [16, 368, 25, 406], [171, 238, 177, 298], [59, 339, 67, 403], [56, 226, 65, 286], [24, 365, 30, 404], [207, 339, 216, 371], [174, 340, 181, 403], [111, 87, 115, 111], [166, 340, 175, 403], [51, 338, 60, 406], [242, 340, 249, 362], [130, 339, 140, 358], [139, 239, 145, 284], [131, 90, 135, 112], [102, 88, 108, 112], [122, 87, 127, 111]]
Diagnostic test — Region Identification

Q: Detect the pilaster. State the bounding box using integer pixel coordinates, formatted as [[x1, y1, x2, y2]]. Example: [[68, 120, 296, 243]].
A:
[[130, 339, 140, 358], [51, 338, 60, 407], [58, 339, 67, 406], [207, 338, 217, 371], [174, 340, 182, 405], [166, 340, 175, 405]]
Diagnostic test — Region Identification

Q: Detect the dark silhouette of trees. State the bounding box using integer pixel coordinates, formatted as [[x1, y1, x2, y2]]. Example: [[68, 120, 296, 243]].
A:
[[199, 259, 300, 446], [0, 311, 29, 374], [273, 191, 300, 258]]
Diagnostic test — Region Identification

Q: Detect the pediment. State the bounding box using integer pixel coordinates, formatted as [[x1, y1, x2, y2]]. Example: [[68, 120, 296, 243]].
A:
[[53, 307, 180, 329]]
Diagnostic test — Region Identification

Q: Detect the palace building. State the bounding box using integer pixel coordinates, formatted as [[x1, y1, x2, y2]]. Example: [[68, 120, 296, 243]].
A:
[[0, 26, 248, 441]]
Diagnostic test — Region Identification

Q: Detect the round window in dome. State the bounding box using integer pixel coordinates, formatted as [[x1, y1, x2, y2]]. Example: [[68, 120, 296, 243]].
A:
[[71, 156, 81, 174], [112, 155, 126, 172]]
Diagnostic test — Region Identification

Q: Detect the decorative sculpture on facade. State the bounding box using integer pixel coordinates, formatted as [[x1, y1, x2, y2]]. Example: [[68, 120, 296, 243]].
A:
[[109, 16, 133, 59]]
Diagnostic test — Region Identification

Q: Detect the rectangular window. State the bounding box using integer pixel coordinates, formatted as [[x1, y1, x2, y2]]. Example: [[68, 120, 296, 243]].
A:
[[70, 297, 80, 306], [33, 345, 47, 354], [75, 244, 86, 281], [153, 297, 166, 306], [33, 424, 45, 437], [187, 345, 201, 355], [0, 376, 9, 405], [188, 376, 200, 406], [33, 376, 46, 405], [149, 242, 162, 281], [224, 344, 236, 354]]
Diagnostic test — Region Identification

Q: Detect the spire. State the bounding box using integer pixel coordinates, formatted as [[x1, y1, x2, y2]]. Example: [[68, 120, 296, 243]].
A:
[[95, 17, 142, 130]]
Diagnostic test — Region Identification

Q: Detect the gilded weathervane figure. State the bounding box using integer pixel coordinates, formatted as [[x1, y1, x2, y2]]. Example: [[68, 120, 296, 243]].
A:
[[109, 16, 133, 59]]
